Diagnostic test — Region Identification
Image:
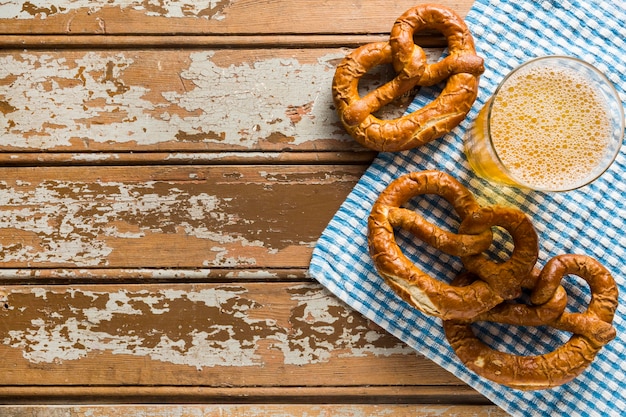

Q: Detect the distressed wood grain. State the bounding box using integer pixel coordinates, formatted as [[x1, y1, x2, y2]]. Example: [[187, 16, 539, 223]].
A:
[[0, 405, 509, 417], [0, 150, 378, 167], [0, 48, 443, 157], [0, 283, 467, 390], [0, 0, 474, 35], [0, 268, 311, 283], [0, 34, 422, 49], [0, 165, 364, 269], [0, 386, 488, 406], [0, 49, 348, 153], [0, 0, 498, 413]]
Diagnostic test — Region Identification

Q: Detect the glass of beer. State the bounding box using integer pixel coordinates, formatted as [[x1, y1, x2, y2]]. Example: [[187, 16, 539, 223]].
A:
[[465, 56, 624, 192]]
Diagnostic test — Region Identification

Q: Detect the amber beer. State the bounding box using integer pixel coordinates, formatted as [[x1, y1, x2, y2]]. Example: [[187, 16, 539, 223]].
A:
[[465, 56, 623, 192]]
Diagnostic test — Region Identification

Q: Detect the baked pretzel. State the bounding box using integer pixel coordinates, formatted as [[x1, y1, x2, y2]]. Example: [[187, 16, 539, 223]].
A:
[[368, 171, 533, 320], [443, 255, 618, 390], [368, 170, 618, 389], [332, 4, 484, 152]]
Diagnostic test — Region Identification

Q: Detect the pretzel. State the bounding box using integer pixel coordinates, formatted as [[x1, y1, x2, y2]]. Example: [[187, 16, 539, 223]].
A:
[[368, 171, 533, 320], [368, 170, 619, 389], [443, 255, 618, 390], [332, 4, 484, 152]]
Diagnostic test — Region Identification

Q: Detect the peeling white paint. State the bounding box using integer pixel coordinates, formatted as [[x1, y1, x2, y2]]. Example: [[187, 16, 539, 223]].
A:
[[1, 286, 413, 368], [282, 286, 414, 364], [30, 288, 48, 299], [184, 287, 247, 309], [71, 153, 122, 162], [161, 151, 311, 162], [0, 51, 343, 150], [0, 0, 229, 19], [159, 51, 341, 146], [0, 179, 258, 266], [224, 270, 280, 279], [205, 252, 258, 267], [82, 291, 145, 324], [3, 287, 274, 367]]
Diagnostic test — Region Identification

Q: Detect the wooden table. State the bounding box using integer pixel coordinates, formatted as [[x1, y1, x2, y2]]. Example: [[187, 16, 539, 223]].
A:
[[0, 1, 508, 415]]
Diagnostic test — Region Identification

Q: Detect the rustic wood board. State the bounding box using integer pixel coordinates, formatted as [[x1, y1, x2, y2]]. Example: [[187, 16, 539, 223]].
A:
[[0, 405, 509, 416], [0, 282, 475, 398], [0, 49, 351, 153], [0, 48, 444, 157], [0, 165, 364, 271], [0, 0, 473, 35], [0, 0, 499, 413]]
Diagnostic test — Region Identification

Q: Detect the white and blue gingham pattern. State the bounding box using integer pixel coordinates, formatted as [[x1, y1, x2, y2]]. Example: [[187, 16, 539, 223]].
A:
[[309, 0, 626, 415]]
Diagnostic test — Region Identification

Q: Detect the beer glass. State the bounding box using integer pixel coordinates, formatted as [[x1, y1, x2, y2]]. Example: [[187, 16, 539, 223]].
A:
[[465, 56, 623, 192]]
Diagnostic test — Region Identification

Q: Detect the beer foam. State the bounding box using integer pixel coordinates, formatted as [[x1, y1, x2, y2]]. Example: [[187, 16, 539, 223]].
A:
[[490, 64, 613, 190]]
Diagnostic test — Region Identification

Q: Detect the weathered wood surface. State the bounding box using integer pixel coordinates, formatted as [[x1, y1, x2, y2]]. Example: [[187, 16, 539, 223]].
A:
[[0, 49, 353, 154], [0, 283, 451, 385], [0, 48, 443, 158], [0, 0, 470, 35], [0, 165, 363, 271], [0, 0, 498, 414], [0, 405, 510, 417]]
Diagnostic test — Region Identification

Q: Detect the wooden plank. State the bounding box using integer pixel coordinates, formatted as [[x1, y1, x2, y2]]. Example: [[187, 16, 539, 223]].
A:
[[0, 48, 436, 155], [0, 0, 475, 35], [0, 165, 364, 269], [0, 405, 507, 416], [0, 282, 470, 391]]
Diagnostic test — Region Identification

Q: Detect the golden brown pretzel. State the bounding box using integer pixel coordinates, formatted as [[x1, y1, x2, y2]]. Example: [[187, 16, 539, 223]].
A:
[[443, 255, 619, 390], [368, 170, 619, 389], [332, 4, 484, 152], [369, 171, 506, 320]]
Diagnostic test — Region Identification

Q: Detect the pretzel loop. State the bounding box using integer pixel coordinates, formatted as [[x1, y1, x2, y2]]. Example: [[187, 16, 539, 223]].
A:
[[443, 255, 618, 390], [389, 4, 486, 86], [332, 4, 485, 152], [368, 171, 501, 320], [335, 42, 427, 128]]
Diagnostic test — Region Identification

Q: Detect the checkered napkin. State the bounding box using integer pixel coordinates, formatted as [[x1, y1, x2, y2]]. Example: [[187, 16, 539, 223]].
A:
[[309, 0, 626, 415]]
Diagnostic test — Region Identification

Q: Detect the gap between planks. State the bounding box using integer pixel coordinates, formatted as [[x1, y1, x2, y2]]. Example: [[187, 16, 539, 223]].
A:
[[0, 385, 490, 406], [0, 34, 448, 50], [0, 267, 312, 285], [0, 151, 378, 167]]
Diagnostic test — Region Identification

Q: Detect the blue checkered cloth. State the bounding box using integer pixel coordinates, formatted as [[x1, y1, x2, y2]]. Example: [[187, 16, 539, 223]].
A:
[[309, 0, 626, 415]]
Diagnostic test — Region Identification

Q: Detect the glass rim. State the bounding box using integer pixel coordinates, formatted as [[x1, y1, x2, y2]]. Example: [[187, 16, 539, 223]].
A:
[[484, 55, 625, 192]]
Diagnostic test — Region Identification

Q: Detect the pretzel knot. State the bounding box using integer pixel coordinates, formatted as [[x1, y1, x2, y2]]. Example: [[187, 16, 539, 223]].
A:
[[332, 4, 484, 152], [368, 171, 536, 320], [459, 206, 539, 300], [443, 255, 618, 390]]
